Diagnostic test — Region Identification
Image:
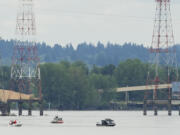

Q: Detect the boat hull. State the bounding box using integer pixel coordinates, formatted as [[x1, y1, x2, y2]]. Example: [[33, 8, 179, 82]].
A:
[[51, 121, 64, 124], [96, 124, 116, 127]]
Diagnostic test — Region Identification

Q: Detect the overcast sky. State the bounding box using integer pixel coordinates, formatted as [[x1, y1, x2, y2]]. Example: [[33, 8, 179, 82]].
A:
[[0, 0, 180, 47]]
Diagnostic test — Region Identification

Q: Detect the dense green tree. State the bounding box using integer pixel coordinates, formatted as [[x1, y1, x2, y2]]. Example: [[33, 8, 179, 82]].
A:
[[114, 59, 148, 87], [40, 61, 100, 110]]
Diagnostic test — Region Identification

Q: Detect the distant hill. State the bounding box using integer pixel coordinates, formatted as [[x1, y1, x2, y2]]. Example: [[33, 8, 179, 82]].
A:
[[0, 39, 180, 66]]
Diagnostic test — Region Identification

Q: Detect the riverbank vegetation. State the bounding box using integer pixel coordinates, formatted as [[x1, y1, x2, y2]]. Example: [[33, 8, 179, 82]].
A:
[[0, 59, 178, 110]]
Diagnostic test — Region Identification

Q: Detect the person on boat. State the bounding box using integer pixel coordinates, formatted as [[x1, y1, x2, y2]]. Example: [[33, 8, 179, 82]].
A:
[[10, 120, 17, 125], [13, 120, 17, 124], [54, 116, 59, 120]]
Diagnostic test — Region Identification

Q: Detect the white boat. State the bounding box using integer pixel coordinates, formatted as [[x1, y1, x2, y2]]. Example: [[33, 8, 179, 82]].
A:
[[96, 119, 116, 127], [51, 116, 64, 124], [9, 120, 22, 127]]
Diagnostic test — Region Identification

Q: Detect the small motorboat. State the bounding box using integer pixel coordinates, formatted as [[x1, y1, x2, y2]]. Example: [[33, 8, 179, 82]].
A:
[[51, 116, 64, 124], [9, 120, 22, 127], [96, 118, 116, 127]]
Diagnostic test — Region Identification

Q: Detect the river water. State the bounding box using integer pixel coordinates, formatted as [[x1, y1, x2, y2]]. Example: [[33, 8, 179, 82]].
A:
[[0, 111, 180, 135]]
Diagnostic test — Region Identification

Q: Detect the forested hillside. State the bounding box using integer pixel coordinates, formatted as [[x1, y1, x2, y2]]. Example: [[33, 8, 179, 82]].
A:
[[1, 39, 180, 67], [0, 39, 149, 66]]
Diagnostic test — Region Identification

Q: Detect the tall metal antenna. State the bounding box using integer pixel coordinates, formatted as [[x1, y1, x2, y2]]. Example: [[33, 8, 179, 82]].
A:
[[11, 0, 42, 115], [144, 0, 178, 116]]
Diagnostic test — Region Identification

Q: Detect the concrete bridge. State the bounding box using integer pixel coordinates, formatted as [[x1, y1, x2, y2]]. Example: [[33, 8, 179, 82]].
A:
[[116, 84, 172, 92], [115, 83, 180, 116], [0, 89, 43, 116], [0, 89, 38, 103]]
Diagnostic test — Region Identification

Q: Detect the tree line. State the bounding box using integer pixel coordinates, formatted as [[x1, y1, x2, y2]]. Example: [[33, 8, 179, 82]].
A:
[[0, 59, 177, 110], [0, 38, 159, 66]]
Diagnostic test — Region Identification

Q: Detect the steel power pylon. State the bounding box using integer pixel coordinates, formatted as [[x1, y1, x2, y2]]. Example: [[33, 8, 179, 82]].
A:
[[144, 0, 179, 116], [11, 0, 43, 116]]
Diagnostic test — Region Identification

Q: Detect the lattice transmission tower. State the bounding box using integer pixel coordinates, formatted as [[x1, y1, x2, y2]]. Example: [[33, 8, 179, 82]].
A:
[[11, 0, 42, 115], [144, 0, 179, 116]]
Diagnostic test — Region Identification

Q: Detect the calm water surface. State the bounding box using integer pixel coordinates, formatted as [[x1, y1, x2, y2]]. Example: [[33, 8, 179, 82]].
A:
[[0, 111, 180, 135]]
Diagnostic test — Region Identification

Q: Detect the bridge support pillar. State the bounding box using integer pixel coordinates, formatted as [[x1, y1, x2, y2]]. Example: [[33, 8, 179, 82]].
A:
[[125, 92, 129, 104], [143, 100, 147, 116], [179, 106, 180, 116], [168, 100, 172, 116], [18, 101, 23, 116], [1, 104, 8, 116], [28, 101, 32, 116], [154, 106, 158, 116], [154, 101, 158, 116], [125, 92, 129, 110], [40, 101, 43, 116], [7, 102, 11, 115]]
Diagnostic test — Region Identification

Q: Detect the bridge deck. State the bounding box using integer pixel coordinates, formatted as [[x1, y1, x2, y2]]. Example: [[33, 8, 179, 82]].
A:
[[116, 84, 172, 92], [0, 84, 173, 103], [0, 89, 38, 103]]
